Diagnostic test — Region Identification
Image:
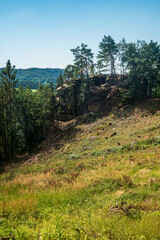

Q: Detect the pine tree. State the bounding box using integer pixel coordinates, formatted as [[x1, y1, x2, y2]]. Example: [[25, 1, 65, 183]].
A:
[[140, 41, 160, 97], [0, 60, 18, 161], [118, 38, 128, 75], [71, 43, 94, 112], [64, 65, 77, 117], [71, 43, 94, 79], [97, 35, 118, 74]]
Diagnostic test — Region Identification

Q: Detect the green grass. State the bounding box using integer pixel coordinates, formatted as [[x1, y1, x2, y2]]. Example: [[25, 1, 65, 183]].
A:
[[31, 89, 37, 93], [1, 101, 160, 239], [15, 88, 37, 92]]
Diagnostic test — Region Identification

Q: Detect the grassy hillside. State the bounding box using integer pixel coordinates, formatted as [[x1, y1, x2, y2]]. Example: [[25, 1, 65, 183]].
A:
[[1, 100, 160, 239]]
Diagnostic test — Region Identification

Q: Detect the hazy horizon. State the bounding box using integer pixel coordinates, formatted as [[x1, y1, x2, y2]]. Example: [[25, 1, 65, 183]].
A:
[[0, 0, 160, 69], [0, 66, 64, 70]]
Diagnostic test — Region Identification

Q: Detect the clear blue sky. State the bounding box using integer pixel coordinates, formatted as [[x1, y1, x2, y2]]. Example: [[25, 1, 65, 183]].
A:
[[0, 0, 160, 69]]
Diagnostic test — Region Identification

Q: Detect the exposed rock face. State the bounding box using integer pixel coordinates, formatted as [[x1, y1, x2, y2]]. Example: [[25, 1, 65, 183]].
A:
[[56, 74, 127, 120], [86, 84, 111, 113], [88, 102, 102, 112], [87, 84, 119, 113], [88, 83, 111, 101], [90, 75, 107, 86], [60, 113, 74, 121]]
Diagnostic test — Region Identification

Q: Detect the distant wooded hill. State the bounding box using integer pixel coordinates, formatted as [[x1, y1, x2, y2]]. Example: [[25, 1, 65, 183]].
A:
[[0, 68, 64, 89]]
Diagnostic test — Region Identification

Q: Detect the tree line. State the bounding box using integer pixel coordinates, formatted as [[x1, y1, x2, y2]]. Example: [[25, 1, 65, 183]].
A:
[[15, 68, 63, 89], [0, 35, 160, 163], [0, 61, 57, 162], [62, 36, 160, 100]]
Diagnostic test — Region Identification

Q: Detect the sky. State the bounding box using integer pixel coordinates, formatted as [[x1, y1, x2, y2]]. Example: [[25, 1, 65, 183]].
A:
[[0, 0, 160, 69]]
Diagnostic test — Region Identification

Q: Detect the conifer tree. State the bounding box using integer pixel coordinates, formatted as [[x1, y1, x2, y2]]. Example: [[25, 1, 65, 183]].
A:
[[64, 65, 77, 117], [0, 60, 18, 161], [97, 35, 118, 74], [118, 38, 128, 75], [71, 43, 94, 112], [71, 43, 94, 79]]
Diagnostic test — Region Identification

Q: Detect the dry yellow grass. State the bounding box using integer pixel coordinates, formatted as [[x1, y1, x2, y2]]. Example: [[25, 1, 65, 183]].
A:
[[1, 100, 160, 239]]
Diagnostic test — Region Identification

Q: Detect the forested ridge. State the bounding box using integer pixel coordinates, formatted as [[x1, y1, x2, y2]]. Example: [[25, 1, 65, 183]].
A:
[[0, 67, 64, 89], [1, 35, 160, 163]]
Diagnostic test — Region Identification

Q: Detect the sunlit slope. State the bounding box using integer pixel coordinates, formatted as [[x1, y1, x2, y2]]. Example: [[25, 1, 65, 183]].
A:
[[1, 100, 160, 239]]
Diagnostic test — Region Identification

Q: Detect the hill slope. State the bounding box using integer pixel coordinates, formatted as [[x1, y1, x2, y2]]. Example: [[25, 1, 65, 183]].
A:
[[1, 100, 160, 239]]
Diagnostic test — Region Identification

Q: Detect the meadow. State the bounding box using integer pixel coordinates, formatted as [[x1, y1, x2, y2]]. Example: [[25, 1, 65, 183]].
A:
[[1, 100, 160, 239]]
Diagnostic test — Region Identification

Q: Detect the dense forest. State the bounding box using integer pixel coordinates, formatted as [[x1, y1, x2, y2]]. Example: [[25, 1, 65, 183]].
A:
[[0, 35, 160, 163], [0, 68, 64, 89]]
